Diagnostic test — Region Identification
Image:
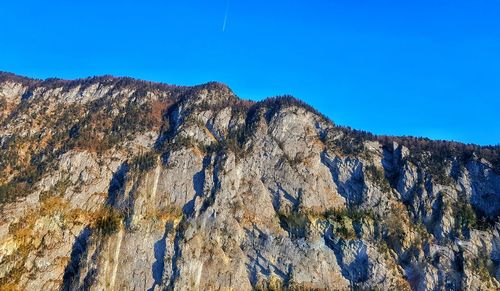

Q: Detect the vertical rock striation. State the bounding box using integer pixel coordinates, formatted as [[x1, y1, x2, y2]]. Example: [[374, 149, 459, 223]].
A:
[[0, 72, 498, 290]]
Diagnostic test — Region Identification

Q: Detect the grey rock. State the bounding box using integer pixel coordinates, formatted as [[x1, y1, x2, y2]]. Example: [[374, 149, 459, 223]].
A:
[[0, 73, 498, 290]]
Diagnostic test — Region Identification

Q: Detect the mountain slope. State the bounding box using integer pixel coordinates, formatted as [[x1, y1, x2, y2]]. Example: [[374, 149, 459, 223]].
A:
[[0, 72, 499, 290]]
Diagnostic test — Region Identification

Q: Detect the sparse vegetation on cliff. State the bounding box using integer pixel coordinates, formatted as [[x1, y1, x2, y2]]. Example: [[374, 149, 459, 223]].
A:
[[0, 73, 498, 290]]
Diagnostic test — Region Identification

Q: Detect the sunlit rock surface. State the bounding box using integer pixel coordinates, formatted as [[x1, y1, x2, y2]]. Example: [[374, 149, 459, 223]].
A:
[[0, 72, 498, 290]]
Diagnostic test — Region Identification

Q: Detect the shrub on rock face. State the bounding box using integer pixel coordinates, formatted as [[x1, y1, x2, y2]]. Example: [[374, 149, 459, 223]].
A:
[[131, 151, 157, 172], [469, 253, 495, 286], [323, 208, 374, 240], [453, 196, 477, 237], [277, 210, 310, 239], [0, 182, 29, 205], [93, 207, 123, 236], [364, 164, 391, 193]]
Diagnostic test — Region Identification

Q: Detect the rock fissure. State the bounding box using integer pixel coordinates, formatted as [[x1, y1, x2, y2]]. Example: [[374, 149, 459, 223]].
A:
[[0, 73, 498, 290]]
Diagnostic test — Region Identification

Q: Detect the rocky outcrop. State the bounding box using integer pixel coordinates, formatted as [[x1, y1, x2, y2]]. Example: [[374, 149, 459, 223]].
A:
[[0, 72, 498, 290]]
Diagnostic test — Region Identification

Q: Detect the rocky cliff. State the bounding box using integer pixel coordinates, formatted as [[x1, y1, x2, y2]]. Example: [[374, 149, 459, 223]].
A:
[[0, 72, 498, 290]]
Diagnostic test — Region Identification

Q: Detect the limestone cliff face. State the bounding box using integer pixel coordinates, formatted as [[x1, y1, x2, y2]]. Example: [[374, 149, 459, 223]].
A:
[[0, 72, 499, 290]]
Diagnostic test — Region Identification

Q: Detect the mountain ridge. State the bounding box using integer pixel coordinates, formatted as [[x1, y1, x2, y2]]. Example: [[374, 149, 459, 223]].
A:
[[0, 71, 499, 290], [1, 70, 498, 147]]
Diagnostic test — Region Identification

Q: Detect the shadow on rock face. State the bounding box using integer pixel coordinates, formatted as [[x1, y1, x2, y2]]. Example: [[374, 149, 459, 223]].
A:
[[107, 162, 129, 206], [324, 225, 369, 284], [321, 152, 365, 206], [184, 155, 211, 216], [149, 222, 175, 291], [62, 227, 92, 291]]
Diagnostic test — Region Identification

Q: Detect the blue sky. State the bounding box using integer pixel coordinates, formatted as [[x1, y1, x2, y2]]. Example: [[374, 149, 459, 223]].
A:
[[1, 1, 499, 145]]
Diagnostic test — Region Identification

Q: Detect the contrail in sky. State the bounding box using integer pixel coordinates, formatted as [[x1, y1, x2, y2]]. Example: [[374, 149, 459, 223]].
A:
[[222, 0, 229, 32]]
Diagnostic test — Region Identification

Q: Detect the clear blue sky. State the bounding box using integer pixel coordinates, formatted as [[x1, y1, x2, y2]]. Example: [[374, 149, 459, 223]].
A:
[[1, 1, 499, 145]]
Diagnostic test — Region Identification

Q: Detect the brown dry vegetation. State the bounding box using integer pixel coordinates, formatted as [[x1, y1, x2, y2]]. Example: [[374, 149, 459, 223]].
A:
[[0, 195, 126, 288]]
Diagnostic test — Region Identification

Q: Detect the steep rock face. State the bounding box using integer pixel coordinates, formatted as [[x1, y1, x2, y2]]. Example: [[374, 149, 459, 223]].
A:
[[0, 72, 499, 290]]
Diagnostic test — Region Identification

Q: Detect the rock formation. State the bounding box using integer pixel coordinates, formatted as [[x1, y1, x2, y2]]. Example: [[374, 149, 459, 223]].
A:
[[0, 72, 498, 290]]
